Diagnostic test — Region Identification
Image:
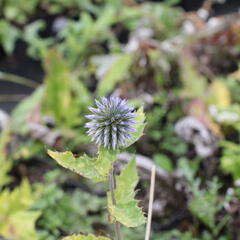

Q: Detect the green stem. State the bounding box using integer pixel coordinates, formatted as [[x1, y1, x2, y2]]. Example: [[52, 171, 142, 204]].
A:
[[109, 167, 122, 240], [0, 71, 39, 88]]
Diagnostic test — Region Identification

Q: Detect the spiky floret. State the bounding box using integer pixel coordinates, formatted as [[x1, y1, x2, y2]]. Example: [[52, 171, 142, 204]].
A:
[[85, 97, 136, 150]]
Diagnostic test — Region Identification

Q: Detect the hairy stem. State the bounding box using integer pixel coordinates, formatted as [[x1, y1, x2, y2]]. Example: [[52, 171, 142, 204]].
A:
[[109, 167, 122, 240]]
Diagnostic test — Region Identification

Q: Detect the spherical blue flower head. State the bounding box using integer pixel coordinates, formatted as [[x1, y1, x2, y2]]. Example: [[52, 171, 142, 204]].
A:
[[85, 96, 137, 150]]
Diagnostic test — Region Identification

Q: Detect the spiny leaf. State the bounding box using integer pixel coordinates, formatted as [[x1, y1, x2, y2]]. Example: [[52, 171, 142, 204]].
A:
[[107, 159, 146, 227], [48, 149, 117, 183], [125, 107, 146, 148], [62, 234, 110, 240]]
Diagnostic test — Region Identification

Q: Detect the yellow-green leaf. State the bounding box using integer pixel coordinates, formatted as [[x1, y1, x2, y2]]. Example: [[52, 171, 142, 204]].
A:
[[208, 79, 231, 109], [0, 179, 34, 215], [0, 128, 12, 188], [0, 179, 40, 240], [180, 58, 207, 98], [62, 234, 110, 240], [0, 211, 41, 240], [48, 148, 118, 183], [43, 50, 80, 128], [0, 161, 12, 188], [107, 159, 146, 227]]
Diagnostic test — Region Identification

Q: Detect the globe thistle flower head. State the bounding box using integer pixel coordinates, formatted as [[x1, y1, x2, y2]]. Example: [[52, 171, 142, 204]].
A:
[[85, 97, 137, 150]]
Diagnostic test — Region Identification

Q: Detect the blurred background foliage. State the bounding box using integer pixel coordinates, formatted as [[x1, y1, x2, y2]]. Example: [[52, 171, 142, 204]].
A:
[[0, 0, 240, 239]]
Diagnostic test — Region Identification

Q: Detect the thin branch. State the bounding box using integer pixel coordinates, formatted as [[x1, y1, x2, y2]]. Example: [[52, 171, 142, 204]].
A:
[[145, 165, 156, 240], [0, 94, 28, 102], [0, 71, 39, 88]]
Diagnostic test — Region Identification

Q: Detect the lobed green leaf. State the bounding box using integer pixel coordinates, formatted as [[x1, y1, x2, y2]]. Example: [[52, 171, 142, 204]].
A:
[[48, 148, 118, 183], [107, 159, 146, 227]]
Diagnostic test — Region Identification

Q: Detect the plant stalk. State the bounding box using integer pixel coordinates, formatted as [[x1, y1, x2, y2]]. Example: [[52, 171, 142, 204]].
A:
[[0, 71, 39, 88], [145, 165, 156, 240], [109, 167, 122, 240]]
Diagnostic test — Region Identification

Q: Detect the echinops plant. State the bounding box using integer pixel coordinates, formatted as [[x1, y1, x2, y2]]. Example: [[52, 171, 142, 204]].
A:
[[85, 97, 136, 150], [48, 96, 146, 240]]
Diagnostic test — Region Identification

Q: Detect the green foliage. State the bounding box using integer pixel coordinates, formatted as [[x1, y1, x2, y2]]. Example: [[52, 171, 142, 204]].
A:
[[41, 0, 100, 15], [2, 0, 39, 23], [58, 6, 118, 66], [2, 0, 239, 238], [177, 158, 231, 237], [122, 225, 145, 240], [177, 157, 200, 182], [226, 74, 240, 103], [0, 129, 12, 188], [0, 179, 41, 240], [208, 79, 231, 109], [43, 50, 84, 129], [0, 20, 20, 54], [48, 148, 118, 183], [0, 160, 11, 188], [154, 229, 198, 240], [41, 49, 93, 141], [97, 54, 134, 97], [143, 2, 183, 39], [34, 171, 106, 239], [10, 86, 45, 134], [189, 178, 230, 235], [146, 96, 187, 156], [0, 0, 183, 62], [153, 154, 173, 173], [24, 20, 53, 59], [62, 234, 110, 240], [153, 229, 227, 240], [220, 141, 240, 180], [180, 58, 207, 98], [43, 50, 76, 126], [189, 179, 220, 230], [107, 159, 146, 227]]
